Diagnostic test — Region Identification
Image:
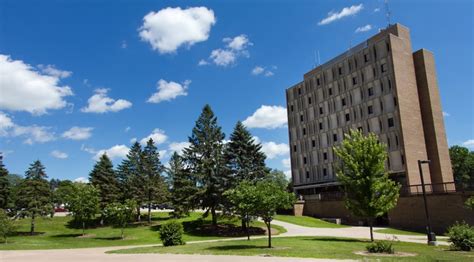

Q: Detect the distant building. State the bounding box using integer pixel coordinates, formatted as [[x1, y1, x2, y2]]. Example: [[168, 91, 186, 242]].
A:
[[286, 23, 454, 197]]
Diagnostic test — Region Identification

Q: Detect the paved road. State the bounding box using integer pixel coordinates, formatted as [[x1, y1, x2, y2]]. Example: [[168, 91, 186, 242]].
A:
[[0, 218, 447, 262]]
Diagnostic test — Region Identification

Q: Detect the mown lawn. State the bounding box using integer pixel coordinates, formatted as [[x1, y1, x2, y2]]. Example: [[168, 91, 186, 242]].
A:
[[375, 228, 426, 236], [0, 212, 285, 250], [274, 215, 348, 228], [110, 236, 473, 261]]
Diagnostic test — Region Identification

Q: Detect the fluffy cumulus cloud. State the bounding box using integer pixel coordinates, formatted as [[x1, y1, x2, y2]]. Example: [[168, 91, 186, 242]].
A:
[[0, 111, 14, 136], [202, 34, 252, 67], [462, 139, 474, 149], [251, 65, 275, 77], [355, 24, 372, 33], [139, 6, 216, 54], [140, 128, 168, 145], [147, 79, 190, 103], [0, 54, 73, 115], [0, 112, 56, 144], [62, 126, 93, 140], [51, 150, 68, 159], [243, 105, 287, 129], [94, 144, 130, 161], [318, 4, 363, 26], [37, 64, 72, 79], [168, 141, 191, 154], [261, 141, 289, 159], [81, 88, 132, 113], [74, 177, 89, 183]]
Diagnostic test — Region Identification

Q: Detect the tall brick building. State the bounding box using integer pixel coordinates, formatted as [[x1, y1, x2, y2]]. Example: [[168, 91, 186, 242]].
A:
[[286, 23, 454, 197]]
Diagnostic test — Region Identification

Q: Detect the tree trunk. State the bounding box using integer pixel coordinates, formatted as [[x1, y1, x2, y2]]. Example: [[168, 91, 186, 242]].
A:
[[148, 190, 152, 224], [246, 219, 250, 241], [82, 221, 86, 236], [136, 206, 141, 222], [266, 221, 272, 248], [369, 218, 374, 242], [241, 218, 247, 231], [30, 213, 35, 235], [121, 227, 124, 240], [211, 206, 217, 227]]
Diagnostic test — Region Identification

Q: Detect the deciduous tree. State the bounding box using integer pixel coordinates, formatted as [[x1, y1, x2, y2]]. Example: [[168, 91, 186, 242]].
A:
[[104, 200, 136, 239], [67, 183, 100, 235]]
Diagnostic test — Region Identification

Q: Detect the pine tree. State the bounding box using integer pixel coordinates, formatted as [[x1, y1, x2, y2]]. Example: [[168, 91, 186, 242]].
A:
[[17, 160, 53, 234], [167, 152, 196, 217], [116, 142, 145, 221], [142, 138, 167, 224], [183, 104, 228, 226], [0, 159, 10, 209], [89, 154, 120, 222]]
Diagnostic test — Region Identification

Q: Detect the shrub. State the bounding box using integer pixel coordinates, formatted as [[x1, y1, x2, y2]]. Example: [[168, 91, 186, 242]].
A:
[[0, 209, 16, 244], [366, 241, 394, 254], [446, 221, 474, 251], [466, 196, 474, 210], [159, 221, 185, 246]]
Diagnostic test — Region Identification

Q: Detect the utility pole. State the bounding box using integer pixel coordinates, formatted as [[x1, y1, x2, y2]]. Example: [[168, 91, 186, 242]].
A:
[[418, 159, 437, 246]]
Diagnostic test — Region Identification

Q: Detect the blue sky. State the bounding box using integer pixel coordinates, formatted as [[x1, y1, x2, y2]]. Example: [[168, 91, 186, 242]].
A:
[[0, 0, 472, 182]]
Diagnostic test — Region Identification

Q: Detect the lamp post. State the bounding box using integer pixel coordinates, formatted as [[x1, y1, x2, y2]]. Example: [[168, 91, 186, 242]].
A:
[[418, 159, 437, 246]]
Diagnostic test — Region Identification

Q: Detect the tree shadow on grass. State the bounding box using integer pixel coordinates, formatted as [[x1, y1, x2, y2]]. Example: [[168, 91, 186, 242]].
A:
[[94, 236, 123, 241], [10, 231, 46, 236], [50, 233, 83, 238], [182, 220, 266, 238], [206, 244, 269, 251], [302, 237, 366, 243]]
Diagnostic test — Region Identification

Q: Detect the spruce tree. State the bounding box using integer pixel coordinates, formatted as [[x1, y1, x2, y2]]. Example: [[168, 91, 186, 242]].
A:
[[116, 142, 145, 221], [17, 160, 53, 234], [89, 154, 120, 222], [0, 159, 10, 209], [167, 152, 197, 217], [183, 104, 228, 226], [142, 138, 167, 224]]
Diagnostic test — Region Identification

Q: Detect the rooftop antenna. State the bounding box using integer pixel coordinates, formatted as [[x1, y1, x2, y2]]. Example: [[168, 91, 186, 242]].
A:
[[385, 0, 392, 27]]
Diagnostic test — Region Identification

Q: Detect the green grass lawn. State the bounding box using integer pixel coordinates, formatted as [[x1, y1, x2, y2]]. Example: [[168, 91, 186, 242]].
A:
[[375, 228, 426, 236], [0, 212, 285, 250], [110, 236, 473, 261], [274, 215, 348, 228]]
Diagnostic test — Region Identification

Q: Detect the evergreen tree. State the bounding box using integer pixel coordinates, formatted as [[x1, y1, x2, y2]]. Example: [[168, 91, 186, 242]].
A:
[[142, 138, 167, 224], [89, 154, 120, 221], [333, 130, 401, 241], [183, 104, 228, 226], [17, 160, 53, 234], [116, 142, 145, 221], [0, 159, 10, 209], [167, 152, 196, 217]]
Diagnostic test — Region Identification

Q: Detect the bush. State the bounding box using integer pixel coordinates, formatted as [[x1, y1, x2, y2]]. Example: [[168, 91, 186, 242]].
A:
[[159, 221, 185, 246], [446, 221, 474, 251], [466, 196, 474, 210], [366, 241, 394, 254]]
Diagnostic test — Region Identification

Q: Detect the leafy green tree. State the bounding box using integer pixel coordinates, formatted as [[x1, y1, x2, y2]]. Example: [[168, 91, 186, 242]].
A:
[[167, 152, 196, 218], [0, 160, 10, 209], [90, 154, 120, 223], [117, 142, 145, 221], [0, 209, 15, 244], [52, 180, 75, 209], [183, 105, 229, 226], [449, 146, 474, 188], [142, 138, 168, 224], [333, 130, 401, 241], [104, 200, 136, 239], [67, 183, 100, 236], [17, 160, 53, 234], [254, 179, 296, 248]]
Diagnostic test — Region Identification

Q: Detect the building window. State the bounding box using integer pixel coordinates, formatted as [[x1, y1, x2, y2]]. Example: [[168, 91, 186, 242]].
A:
[[333, 133, 338, 142], [298, 88, 301, 95], [393, 97, 398, 106], [319, 122, 323, 130], [303, 157, 307, 164], [300, 115, 304, 122], [293, 145, 297, 152], [317, 78, 321, 85], [290, 105, 294, 112], [323, 168, 328, 176], [306, 171, 310, 179], [364, 53, 369, 62], [358, 126, 363, 132], [352, 76, 357, 85], [319, 106, 323, 115], [312, 139, 316, 147], [338, 67, 343, 75], [381, 63, 387, 73], [388, 117, 394, 128], [345, 113, 350, 122], [368, 87, 374, 96], [368, 105, 373, 114], [342, 98, 346, 107], [386, 42, 391, 52], [323, 152, 328, 160], [380, 101, 384, 112], [328, 88, 333, 96], [308, 97, 312, 104], [303, 128, 306, 135]]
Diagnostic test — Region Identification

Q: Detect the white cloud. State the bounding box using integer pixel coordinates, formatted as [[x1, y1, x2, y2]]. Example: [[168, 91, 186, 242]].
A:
[[374, 8, 380, 12], [251, 66, 274, 77], [284, 170, 292, 179], [443, 111, 450, 117], [169, 141, 191, 154], [355, 24, 372, 33], [94, 144, 130, 161], [51, 150, 68, 159], [261, 141, 289, 159], [203, 34, 252, 67], [37, 64, 72, 79], [80, 144, 97, 154], [138, 7, 216, 54], [462, 139, 474, 149], [62, 126, 93, 140], [74, 177, 89, 183], [121, 41, 127, 49], [318, 4, 364, 26], [12, 125, 55, 145], [140, 128, 168, 145], [243, 105, 287, 129], [0, 54, 73, 115], [81, 88, 132, 113], [282, 158, 291, 169], [198, 59, 209, 66], [147, 79, 190, 103], [0, 111, 14, 136], [125, 126, 131, 132]]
